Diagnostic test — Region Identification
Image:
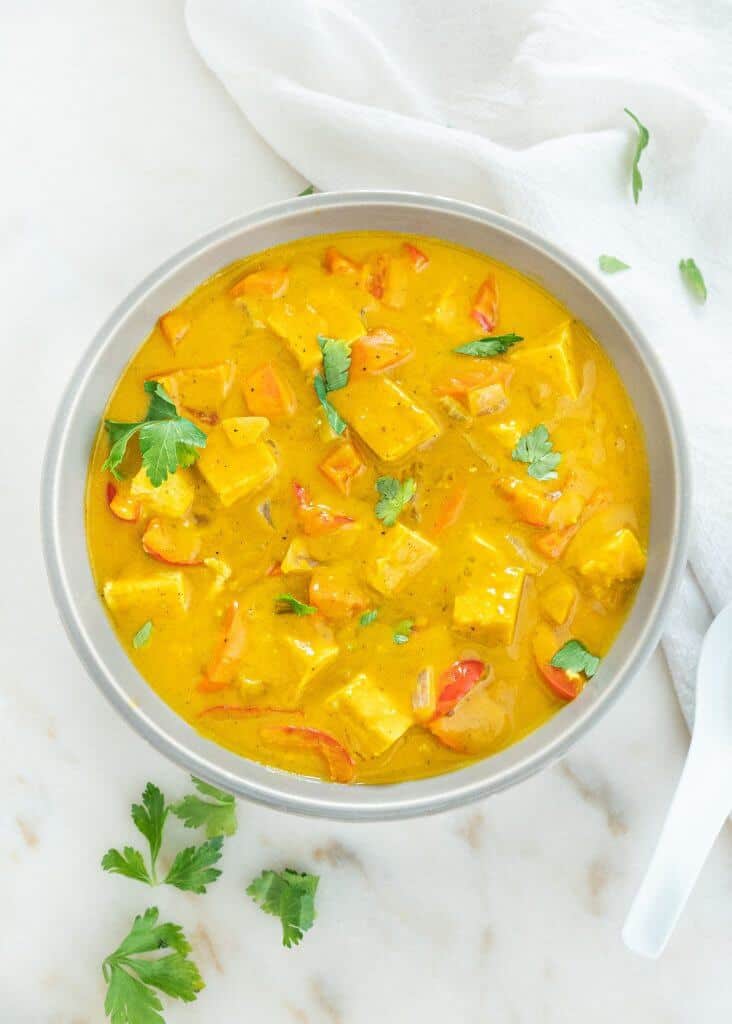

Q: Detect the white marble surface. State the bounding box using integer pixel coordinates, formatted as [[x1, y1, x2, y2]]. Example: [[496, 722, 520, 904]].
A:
[[3, 2, 731, 1021]]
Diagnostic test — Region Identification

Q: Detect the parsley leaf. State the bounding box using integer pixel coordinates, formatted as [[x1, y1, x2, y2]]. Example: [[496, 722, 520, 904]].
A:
[[102, 781, 226, 891], [393, 619, 414, 645], [164, 836, 224, 894], [599, 255, 630, 274], [171, 777, 237, 838], [313, 374, 347, 435], [359, 609, 379, 626], [275, 594, 317, 616], [102, 907, 203, 1023], [132, 621, 153, 649], [624, 108, 649, 204], [247, 869, 319, 948], [103, 381, 207, 487], [512, 425, 561, 481], [298, 184, 316, 196], [453, 333, 523, 357], [375, 476, 417, 527], [679, 258, 707, 303], [317, 335, 351, 391], [551, 639, 600, 678]]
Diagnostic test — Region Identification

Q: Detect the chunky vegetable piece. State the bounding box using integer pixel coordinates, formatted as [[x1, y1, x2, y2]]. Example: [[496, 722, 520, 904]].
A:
[[87, 231, 649, 785]]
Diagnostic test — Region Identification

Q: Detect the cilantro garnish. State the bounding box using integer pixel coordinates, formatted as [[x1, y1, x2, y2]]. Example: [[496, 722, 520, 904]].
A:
[[453, 333, 523, 357], [317, 335, 351, 391], [298, 184, 316, 196], [679, 258, 707, 303], [551, 639, 600, 678], [624, 108, 649, 204], [132, 621, 153, 650], [171, 777, 237, 838], [598, 255, 631, 274], [393, 619, 414, 645], [102, 907, 203, 1023], [512, 425, 561, 481], [375, 476, 416, 527], [359, 609, 379, 627], [102, 781, 234, 892], [103, 381, 206, 486], [313, 374, 347, 436], [276, 594, 317, 616], [247, 869, 319, 948]]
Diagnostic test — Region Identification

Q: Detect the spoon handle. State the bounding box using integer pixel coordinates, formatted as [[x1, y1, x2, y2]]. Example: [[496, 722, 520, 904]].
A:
[[623, 742, 730, 958]]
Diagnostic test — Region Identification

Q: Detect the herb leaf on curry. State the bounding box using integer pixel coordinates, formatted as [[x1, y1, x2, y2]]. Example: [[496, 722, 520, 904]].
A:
[[132, 620, 153, 649], [103, 381, 206, 486], [102, 907, 204, 1023], [393, 619, 414, 645], [512, 425, 561, 480], [375, 476, 416, 527], [276, 594, 317, 616], [247, 869, 319, 948], [624, 108, 649, 204], [453, 333, 523, 357], [313, 374, 347, 435], [551, 639, 600, 678], [679, 258, 707, 303], [359, 609, 379, 627], [317, 336, 351, 392]]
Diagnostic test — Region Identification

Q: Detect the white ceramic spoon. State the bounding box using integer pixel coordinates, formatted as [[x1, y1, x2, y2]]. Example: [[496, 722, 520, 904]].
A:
[[623, 601, 732, 958]]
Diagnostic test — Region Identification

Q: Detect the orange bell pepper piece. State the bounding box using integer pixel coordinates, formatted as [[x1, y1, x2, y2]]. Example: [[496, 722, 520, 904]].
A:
[[106, 482, 140, 523], [244, 362, 297, 418], [431, 483, 468, 536], [198, 601, 247, 691], [434, 659, 486, 718], [318, 442, 364, 495], [323, 247, 361, 275], [158, 310, 190, 351], [292, 481, 354, 536], [402, 242, 429, 271], [350, 328, 414, 375], [230, 268, 289, 299], [471, 274, 499, 332]]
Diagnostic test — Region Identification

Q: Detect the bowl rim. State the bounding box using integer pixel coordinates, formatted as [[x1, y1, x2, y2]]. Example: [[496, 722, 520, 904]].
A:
[[41, 189, 692, 820]]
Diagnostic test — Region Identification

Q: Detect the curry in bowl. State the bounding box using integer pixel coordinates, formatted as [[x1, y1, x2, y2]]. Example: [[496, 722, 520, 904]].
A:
[[86, 232, 649, 784]]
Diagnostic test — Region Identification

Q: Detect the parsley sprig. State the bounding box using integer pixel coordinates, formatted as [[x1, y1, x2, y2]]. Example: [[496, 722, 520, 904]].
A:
[[453, 333, 523, 357], [624, 108, 649, 204], [103, 907, 203, 1024], [247, 869, 320, 948], [102, 780, 236, 893], [375, 476, 416, 527], [551, 639, 600, 678], [393, 619, 414, 645], [512, 425, 561, 481], [276, 593, 317, 616], [598, 255, 630, 274], [317, 335, 351, 391], [103, 381, 206, 486], [679, 258, 707, 303]]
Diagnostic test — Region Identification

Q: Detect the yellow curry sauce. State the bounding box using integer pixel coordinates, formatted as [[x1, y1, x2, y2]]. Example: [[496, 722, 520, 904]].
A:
[[86, 232, 649, 784]]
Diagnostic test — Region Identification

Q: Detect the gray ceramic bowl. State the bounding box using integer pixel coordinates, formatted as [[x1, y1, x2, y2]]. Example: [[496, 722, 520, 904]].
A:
[[41, 191, 691, 820]]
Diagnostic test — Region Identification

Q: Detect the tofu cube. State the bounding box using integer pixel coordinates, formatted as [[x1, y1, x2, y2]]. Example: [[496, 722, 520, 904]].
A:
[[366, 523, 438, 595], [327, 673, 413, 758], [130, 467, 195, 518], [510, 320, 579, 398], [453, 567, 526, 645], [196, 424, 277, 507], [153, 362, 235, 417], [221, 416, 269, 446], [539, 579, 577, 625], [307, 286, 365, 341], [576, 528, 646, 588], [466, 383, 509, 417], [103, 572, 191, 618], [332, 377, 441, 462], [267, 304, 325, 372], [283, 620, 340, 697]]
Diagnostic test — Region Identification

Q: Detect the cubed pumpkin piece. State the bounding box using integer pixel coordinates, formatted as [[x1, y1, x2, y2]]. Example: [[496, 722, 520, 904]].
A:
[[142, 518, 203, 566], [466, 382, 509, 417], [350, 328, 414, 375], [496, 477, 555, 527], [575, 527, 647, 589], [153, 362, 235, 420], [196, 425, 277, 507], [106, 482, 140, 522], [318, 442, 364, 495], [327, 673, 413, 758], [324, 247, 361, 275], [368, 254, 410, 309], [283, 619, 340, 698], [332, 377, 441, 463], [453, 567, 526, 645], [103, 572, 191, 617], [510, 320, 579, 398], [230, 267, 289, 299], [366, 523, 438, 596], [429, 680, 513, 754], [130, 467, 195, 519], [158, 310, 190, 350], [308, 565, 370, 619], [221, 416, 269, 446], [243, 362, 297, 418], [539, 580, 578, 625]]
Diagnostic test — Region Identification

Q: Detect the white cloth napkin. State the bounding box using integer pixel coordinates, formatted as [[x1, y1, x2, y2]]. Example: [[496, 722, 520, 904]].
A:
[[186, 0, 732, 729]]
